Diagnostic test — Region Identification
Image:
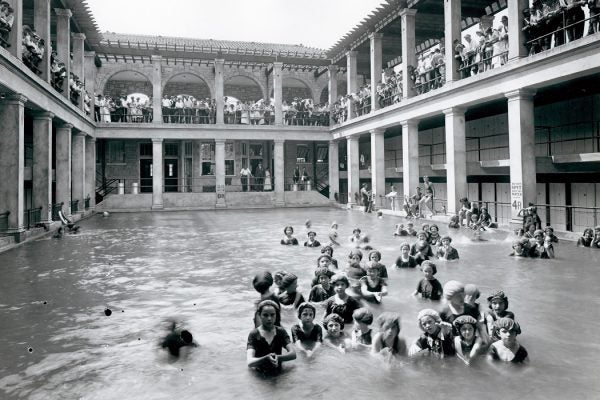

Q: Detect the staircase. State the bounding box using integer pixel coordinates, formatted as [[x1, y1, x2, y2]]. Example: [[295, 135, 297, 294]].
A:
[[95, 170, 119, 204], [315, 168, 330, 199]]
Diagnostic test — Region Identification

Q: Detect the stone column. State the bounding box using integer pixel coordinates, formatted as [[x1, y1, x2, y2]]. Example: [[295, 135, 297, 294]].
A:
[[346, 50, 358, 119], [273, 61, 283, 125], [444, 107, 467, 215], [33, 0, 51, 82], [151, 55, 162, 124], [0, 94, 27, 237], [400, 8, 417, 99], [55, 123, 73, 216], [84, 51, 96, 119], [85, 137, 96, 210], [402, 120, 420, 202], [32, 111, 54, 224], [274, 139, 285, 206], [506, 89, 537, 222], [370, 128, 385, 209], [7, 0, 22, 59], [508, 0, 528, 61], [328, 64, 338, 124], [55, 8, 71, 98], [215, 59, 224, 124], [71, 33, 86, 110], [215, 139, 226, 208], [152, 138, 163, 209], [444, 0, 461, 83], [369, 33, 382, 112], [71, 132, 85, 213], [346, 136, 359, 206], [328, 140, 339, 202]]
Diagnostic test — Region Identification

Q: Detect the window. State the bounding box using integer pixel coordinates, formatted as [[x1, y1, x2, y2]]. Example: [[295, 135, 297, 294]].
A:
[[296, 145, 310, 163], [250, 144, 263, 157], [140, 143, 152, 157], [225, 141, 235, 176], [316, 145, 328, 163], [165, 142, 179, 157], [200, 142, 215, 175], [107, 141, 125, 163]]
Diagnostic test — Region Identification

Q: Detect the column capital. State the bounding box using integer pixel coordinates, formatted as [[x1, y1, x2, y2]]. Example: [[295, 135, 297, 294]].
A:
[[86, 136, 97, 143], [214, 138, 226, 145], [54, 8, 72, 18], [370, 128, 385, 136], [328, 64, 338, 72], [273, 61, 283, 69], [151, 55, 162, 63], [443, 106, 466, 116], [33, 111, 55, 120], [505, 89, 537, 101], [369, 32, 383, 41], [399, 8, 418, 17], [346, 50, 358, 58], [274, 138, 285, 145], [215, 58, 224, 65], [400, 119, 419, 129], [74, 132, 86, 138], [346, 135, 358, 143], [58, 123, 73, 130], [151, 138, 163, 143], [1, 93, 28, 105], [71, 32, 86, 41]]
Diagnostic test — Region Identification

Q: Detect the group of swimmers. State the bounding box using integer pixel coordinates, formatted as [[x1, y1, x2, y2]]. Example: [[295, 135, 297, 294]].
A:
[[248, 221, 528, 375]]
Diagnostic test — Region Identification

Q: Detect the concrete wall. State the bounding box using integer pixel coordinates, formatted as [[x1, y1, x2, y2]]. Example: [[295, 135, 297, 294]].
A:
[[104, 80, 152, 99], [163, 82, 211, 99]]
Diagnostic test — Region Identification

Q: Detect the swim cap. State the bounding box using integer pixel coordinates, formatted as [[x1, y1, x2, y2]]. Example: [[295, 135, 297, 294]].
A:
[[487, 290, 509, 309], [420, 260, 437, 275], [352, 307, 374, 325], [280, 273, 298, 289], [493, 317, 520, 334], [417, 309, 441, 331], [330, 273, 349, 287], [464, 284, 480, 299], [443, 280, 465, 298], [297, 302, 316, 319], [453, 315, 478, 331], [252, 271, 273, 293]]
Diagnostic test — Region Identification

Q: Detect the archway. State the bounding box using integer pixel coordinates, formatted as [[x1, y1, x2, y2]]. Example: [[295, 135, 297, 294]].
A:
[[102, 70, 153, 100], [269, 77, 313, 104], [224, 75, 264, 103], [163, 73, 212, 99], [319, 80, 347, 104]]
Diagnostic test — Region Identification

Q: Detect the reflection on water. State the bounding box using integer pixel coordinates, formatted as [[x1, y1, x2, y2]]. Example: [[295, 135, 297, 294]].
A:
[[0, 209, 599, 400]]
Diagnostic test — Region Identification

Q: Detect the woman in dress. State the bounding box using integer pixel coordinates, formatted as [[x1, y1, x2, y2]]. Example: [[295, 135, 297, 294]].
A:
[[240, 101, 250, 125], [263, 168, 272, 191]]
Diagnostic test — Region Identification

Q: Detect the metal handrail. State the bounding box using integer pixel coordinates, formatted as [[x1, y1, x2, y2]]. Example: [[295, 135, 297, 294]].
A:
[[526, 10, 598, 48], [24, 207, 42, 230]]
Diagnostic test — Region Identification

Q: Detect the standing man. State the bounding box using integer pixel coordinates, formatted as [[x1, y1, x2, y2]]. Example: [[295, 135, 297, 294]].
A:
[[254, 162, 265, 191], [361, 183, 371, 213], [240, 164, 252, 192]]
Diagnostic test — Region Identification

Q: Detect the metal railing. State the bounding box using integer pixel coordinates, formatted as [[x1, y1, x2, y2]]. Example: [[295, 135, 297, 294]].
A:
[[84, 196, 90, 210], [526, 10, 598, 55], [162, 109, 215, 124], [24, 207, 42, 230], [458, 50, 508, 77], [224, 111, 273, 125], [70, 200, 79, 214], [355, 99, 372, 117], [378, 89, 402, 109], [414, 67, 444, 94], [98, 109, 153, 123], [0, 211, 9, 231], [51, 202, 63, 222]]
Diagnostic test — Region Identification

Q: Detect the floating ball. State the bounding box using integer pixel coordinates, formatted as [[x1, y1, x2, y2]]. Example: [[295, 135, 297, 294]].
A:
[[28, 347, 33, 353], [103, 211, 110, 217], [377, 210, 383, 218], [43, 301, 47, 305], [305, 219, 312, 229], [104, 308, 112, 316]]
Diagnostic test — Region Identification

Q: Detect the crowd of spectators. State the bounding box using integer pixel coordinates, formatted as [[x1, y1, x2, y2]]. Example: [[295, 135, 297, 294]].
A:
[[162, 95, 215, 124], [0, 1, 14, 47], [22, 26, 44, 74], [96, 95, 153, 123], [226, 99, 271, 125], [283, 98, 330, 126], [50, 51, 66, 91]]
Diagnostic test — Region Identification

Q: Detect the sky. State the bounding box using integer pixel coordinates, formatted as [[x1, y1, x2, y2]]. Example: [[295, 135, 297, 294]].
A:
[[85, 0, 387, 50]]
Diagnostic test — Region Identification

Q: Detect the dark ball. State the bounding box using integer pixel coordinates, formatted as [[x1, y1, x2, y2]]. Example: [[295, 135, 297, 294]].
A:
[[104, 308, 112, 316]]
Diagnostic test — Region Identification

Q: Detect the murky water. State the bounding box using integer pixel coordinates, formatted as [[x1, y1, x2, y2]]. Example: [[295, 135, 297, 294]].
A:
[[0, 209, 599, 400]]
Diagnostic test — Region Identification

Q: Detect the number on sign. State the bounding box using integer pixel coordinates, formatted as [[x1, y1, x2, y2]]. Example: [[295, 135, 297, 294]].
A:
[[512, 200, 522, 210]]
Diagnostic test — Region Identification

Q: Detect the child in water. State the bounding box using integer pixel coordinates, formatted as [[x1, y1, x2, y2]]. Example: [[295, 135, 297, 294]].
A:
[[477, 207, 498, 229], [304, 231, 321, 247], [544, 226, 559, 243], [372, 312, 407, 357], [439, 280, 486, 341], [577, 228, 594, 247], [311, 254, 335, 287], [435, 235, 459, 260], [280, 226, 298, 245], [308, 267, 335, 302], [321, 245, 339, 268], [252, 271, 281, 327], [394, 242, 418, 269], [410, 232, 434, 259], [448, 215, 460, 229], [278, 274, 305, 309], [528, 229, 554, 258], [290, 303, 322, 358], [323, 274, 362, 324], [323, 313, 349, 353], [509, 240, 528, 257], [273, 270, 288, 295], [394, 223, 408, 236], [485, 290, 519, 341], [360, 263, 388, 303], [367, 250, 388, 281], [406, 222, 418, 236], [351, 308, 374, 349], [488, 318, 528, 363], [408, 309, 455, 357], [247, 300, 296, 374], [453, 315, 482, 364], [428, 224, 442, 246], [345, 249, 367, 285], [161, 321, 196, 357], [413, 261, 443, 301]]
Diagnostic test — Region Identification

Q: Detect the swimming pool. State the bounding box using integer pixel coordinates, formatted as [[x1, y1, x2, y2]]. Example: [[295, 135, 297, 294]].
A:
[[0, 208, 599, 400]]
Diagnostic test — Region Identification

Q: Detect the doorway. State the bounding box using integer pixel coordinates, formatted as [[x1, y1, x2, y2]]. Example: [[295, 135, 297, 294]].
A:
[[140, 159, 153, 193], [164, 159, 179, 192]]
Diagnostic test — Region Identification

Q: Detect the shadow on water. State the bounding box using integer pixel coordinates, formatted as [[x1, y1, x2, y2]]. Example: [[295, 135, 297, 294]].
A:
[[0, 209, 599, 399]]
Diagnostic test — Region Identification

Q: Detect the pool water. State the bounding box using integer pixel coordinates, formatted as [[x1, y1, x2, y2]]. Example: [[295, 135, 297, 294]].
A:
[[0, 209, 599, 400]]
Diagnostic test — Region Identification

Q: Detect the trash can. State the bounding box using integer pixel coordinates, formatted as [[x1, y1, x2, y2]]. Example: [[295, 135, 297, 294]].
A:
[[292, 184, 298, 191], [132, 182, 139, 195], [118, 182, 125, 195], [306, 182, 312, 191]]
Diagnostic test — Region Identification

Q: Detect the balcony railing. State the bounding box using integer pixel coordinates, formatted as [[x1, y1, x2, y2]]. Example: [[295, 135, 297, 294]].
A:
[[23, 207, 42, 230], [98, 109, 153, 123]]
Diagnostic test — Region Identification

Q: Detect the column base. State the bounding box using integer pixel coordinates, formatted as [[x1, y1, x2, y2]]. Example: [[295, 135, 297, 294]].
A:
[[215, 202, 227, 209], [5, 229, 27, 243], [151, 204, 163, 210]]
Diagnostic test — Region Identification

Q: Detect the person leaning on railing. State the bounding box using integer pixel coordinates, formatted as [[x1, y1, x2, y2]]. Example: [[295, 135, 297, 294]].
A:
[[50, 51, 66, 90], [0, 1, 14, 47], [589, 0, 600, 35]]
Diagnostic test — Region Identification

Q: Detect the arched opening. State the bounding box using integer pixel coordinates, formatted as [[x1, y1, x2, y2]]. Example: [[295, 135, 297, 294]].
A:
[[269, 77, 313, 105], [164, 73, 212, 99], [161, 73, 214, 124], [224, 76, 264, 103], [103, 70, 152, 99], [99, 71, 153, 123], [319, 81, 348, 104]]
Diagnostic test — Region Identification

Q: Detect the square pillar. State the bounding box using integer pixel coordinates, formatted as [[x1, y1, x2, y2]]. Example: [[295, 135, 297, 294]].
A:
[[71, 132, 85, 213], [444, 107, 467, 215], [85, 137, 96, 210], [346, 51, 358, 119], [444, 0, 461, 83], [274, 139, 285, 206], [84, 51, 96, 119], [328, 140, 339, 203], [215, 139, 226, 208], [369, 33, 383, 112], [55, 8, 72, 98], [152, 138, 163, 209], [402, 120, 420, 201], [32, 111, 54, 224], [7, 0, 23, 59], [328, 65, 338, 124], [215, 59, 224, 124], [71, 33, 86, 111], [400, 8, 417, 99], [370, 129, 386, 209], [346, 136, 359, 206], [151, 55, 162, 124], [506, 89, 537, 222], [508, 0, 528, 61], [0, 94, 27, 236], [273, 62, 283, 125], [33, 0, 51, 82], [55, 123, 73, 216]]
